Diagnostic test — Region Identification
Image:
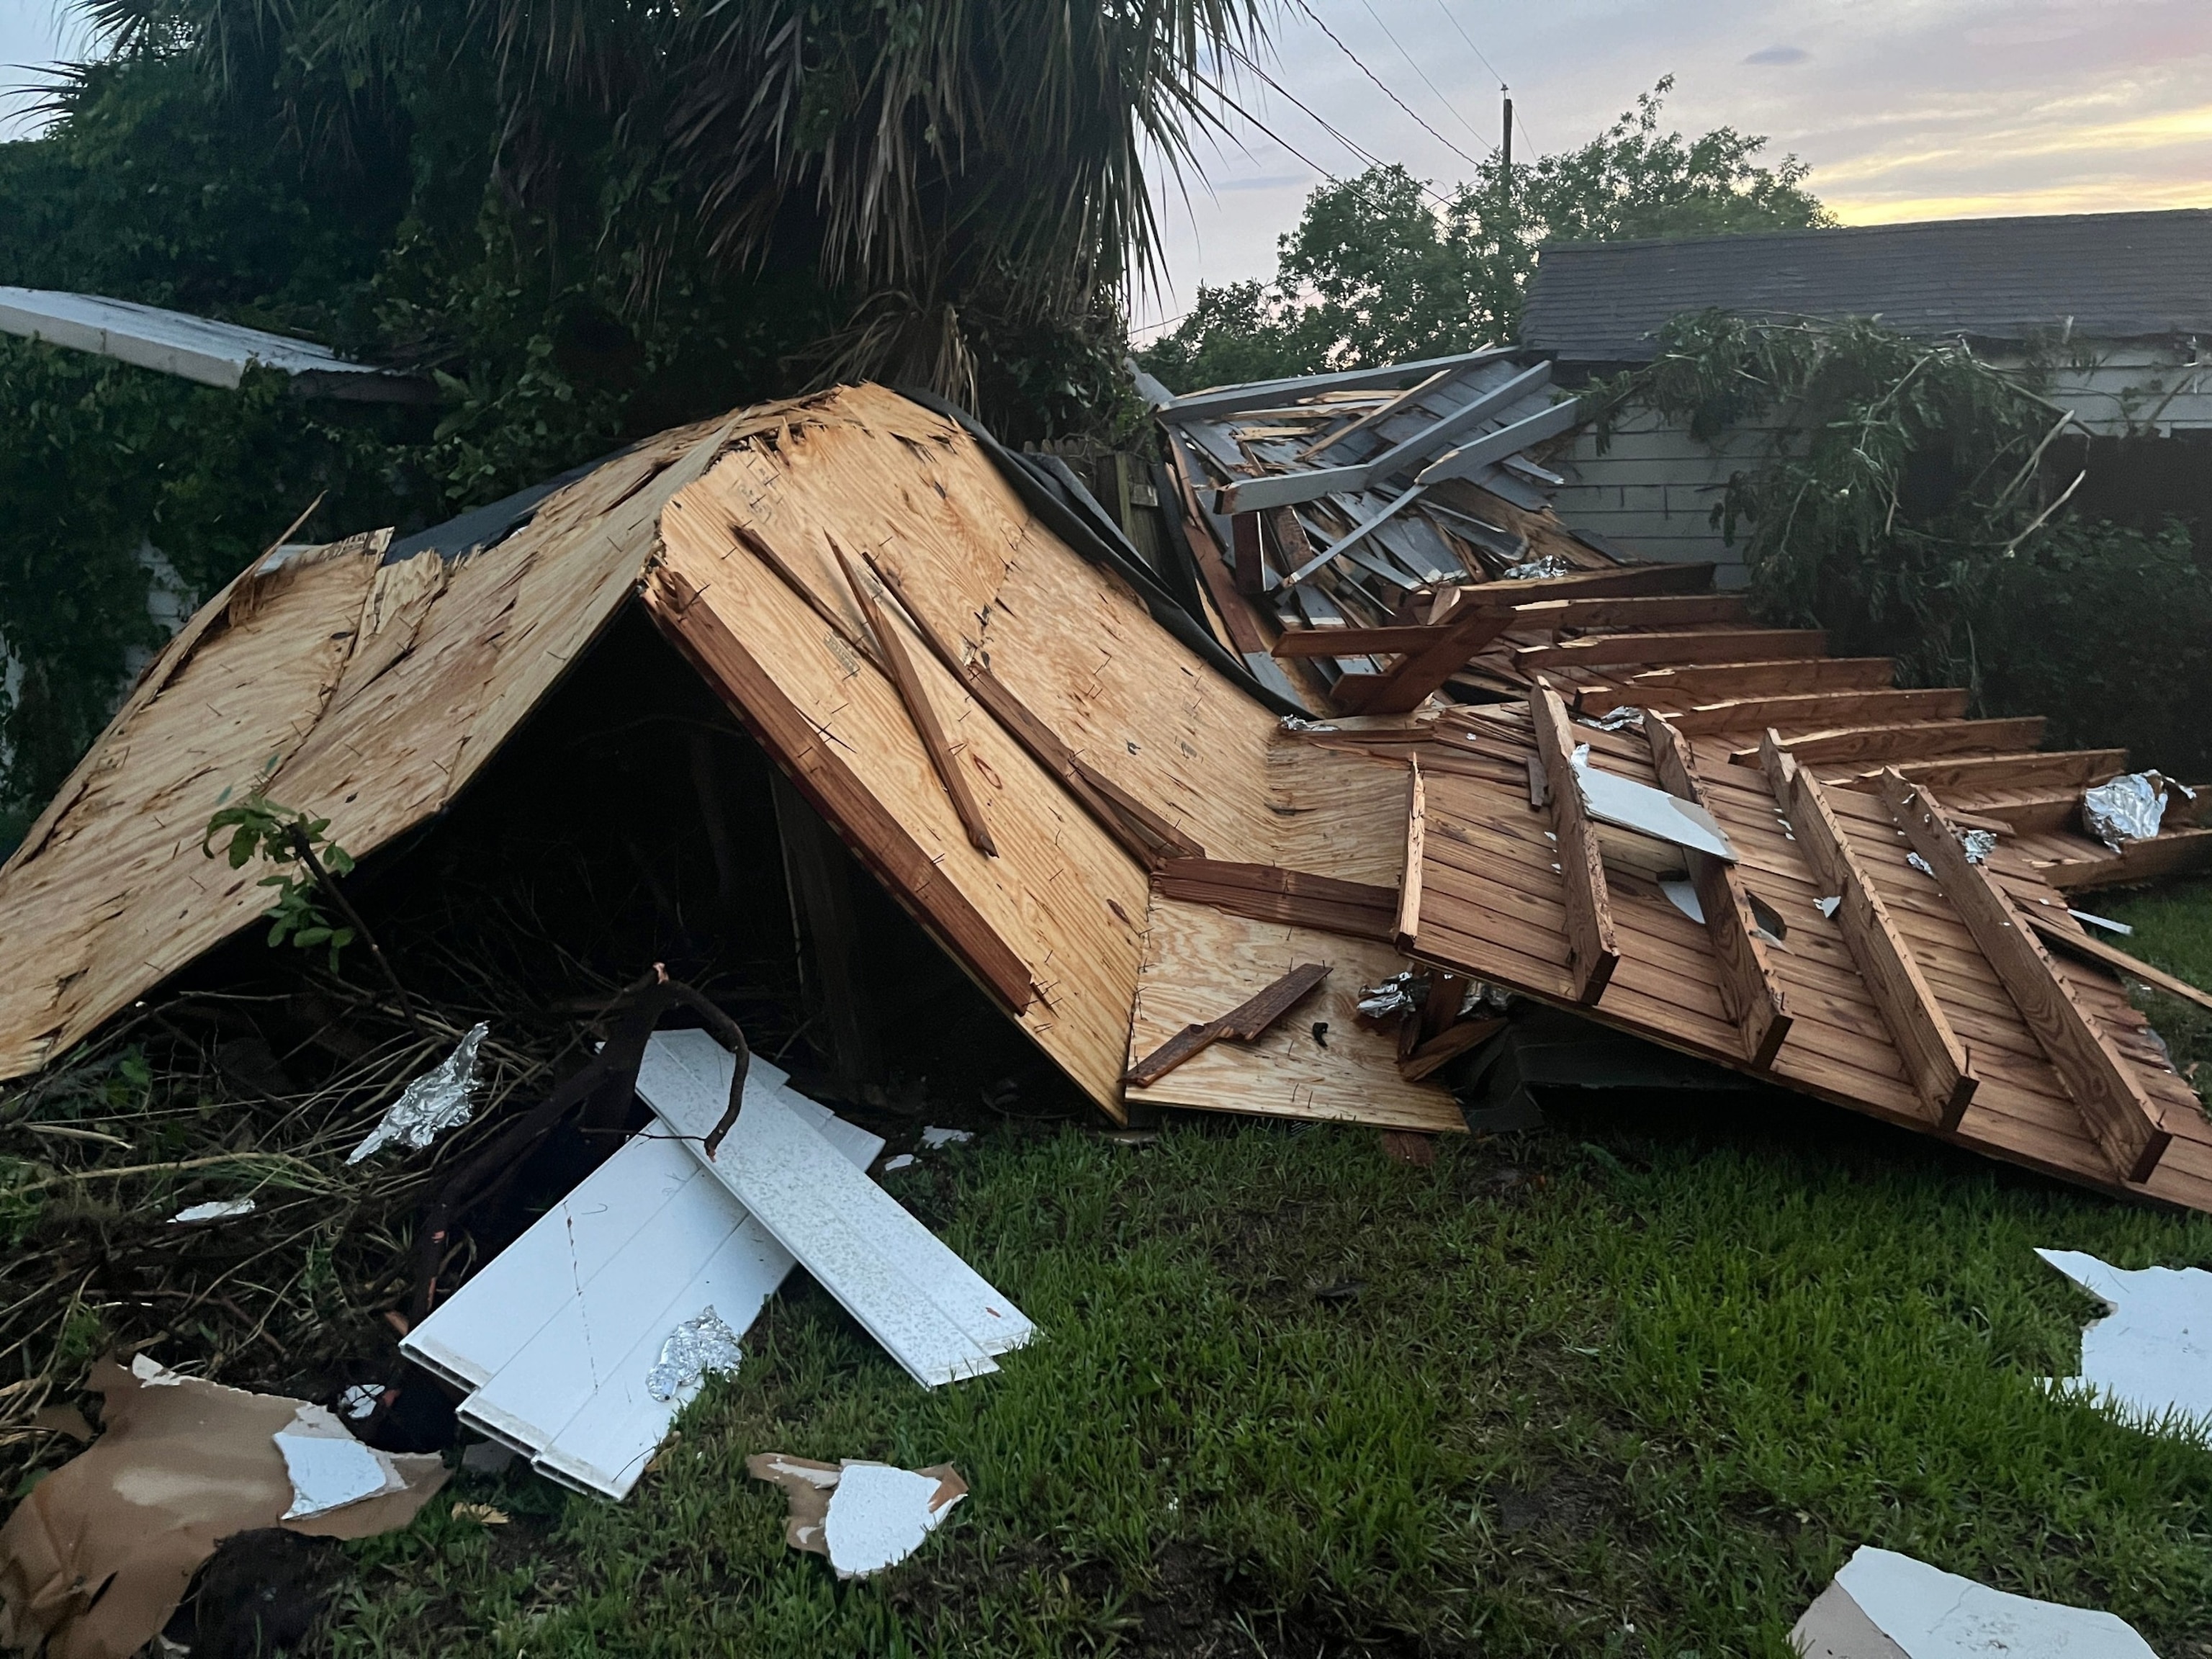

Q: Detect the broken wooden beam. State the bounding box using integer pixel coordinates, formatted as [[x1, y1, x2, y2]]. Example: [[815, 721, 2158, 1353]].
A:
[[1153, 859, 1398, 941], [1762, 733, 1975, 1129], [1605, 656, 1899, 703], [1844, 748, 2128, 797], [1530, 679, 1620, 1004], [830, 541, 998, 857], [1400, 1015, 1506, 1082], [2018, 910, 2212, 1017], [1395, 760, 1426, 950], [1328, 601, 1526, 716], [1645, 715, 1791, 1069], [1124, 962, 1332, 1087], [1516, 628, 1826, 674], [1728, 716, 2046, 770], [1879, 768, 2171, 1183], [1665, 686, 1969, 737], [2041, 827, 2212, 892]]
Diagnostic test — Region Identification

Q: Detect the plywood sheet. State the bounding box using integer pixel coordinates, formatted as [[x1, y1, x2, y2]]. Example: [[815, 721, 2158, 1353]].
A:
[[1125, 894, 1465, 1133]]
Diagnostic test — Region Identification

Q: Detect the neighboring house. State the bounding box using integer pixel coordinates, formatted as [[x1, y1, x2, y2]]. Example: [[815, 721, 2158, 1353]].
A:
[[1524, 210, 2212, 585]]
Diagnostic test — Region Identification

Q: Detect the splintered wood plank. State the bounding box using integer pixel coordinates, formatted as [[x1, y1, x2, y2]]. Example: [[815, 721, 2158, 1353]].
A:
[[1331, 603, 1524, 715], [1761, 732, 1976, 1128], [1396, 760, 1426, 950], [2018, 911, 2212, 1016], [1667, 686, 1969, 736], [2044, 827, 2212, 891], [1727, 716, 2046, 770], [1123, 896, 1465, 1132], [1531, 680, 1620, 1003], [1516, 628, 1826, 673], [1125, 961, 1331, 1085], [1604, 657, 1897, 703], [1452, 562, 1719, 602], [1646, 714, 1790, 1068], [1880, 768, 2172, 1182], [832, 541, 999, 857], [1843, 748, 2128, 796], [1153, 859, 1397, 941], [1527, 593, 1751, 631]]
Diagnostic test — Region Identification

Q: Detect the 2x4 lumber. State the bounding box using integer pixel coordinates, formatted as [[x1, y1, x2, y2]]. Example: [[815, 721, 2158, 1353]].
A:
[[1532, 592, 1751, 631], [1604, 656, 1897, 704], [1646, 715, 1791, 1068], [1760, 732, 1976, 1128], [1124, 962, 1332, 1087], [1159, 347, 1510, 425], [1730, 716, 2048, 770], [1516, 629, 1826, 673], [1668, 686, 1969, 737], [1447, 562, 1719, 606], [1396, 760, 1426, 950], [1531, 680, 1620, 1004], [1858, 748, 2128, 797], [1879, 768, 2171, 1182], [644, 566, 1037, 1015], [1331, 603, 1524, 716], [2019, 911, 2212, 1017], [831, 543, 998, 858], [2044, 827, 2212, 893]]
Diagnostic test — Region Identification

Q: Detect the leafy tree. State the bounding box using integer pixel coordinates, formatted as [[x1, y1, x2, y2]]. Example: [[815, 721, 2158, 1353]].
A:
[[1140, 79, 1832, 390]]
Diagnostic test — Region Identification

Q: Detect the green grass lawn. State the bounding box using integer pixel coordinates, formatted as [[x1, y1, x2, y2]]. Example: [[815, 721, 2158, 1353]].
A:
[[2097, 873, 2212, 1107], [330, 1093, 2212, 1656]]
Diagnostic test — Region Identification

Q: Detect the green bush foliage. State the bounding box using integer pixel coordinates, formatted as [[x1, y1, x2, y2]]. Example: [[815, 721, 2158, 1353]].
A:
[[1606, 311, 2212, 775]]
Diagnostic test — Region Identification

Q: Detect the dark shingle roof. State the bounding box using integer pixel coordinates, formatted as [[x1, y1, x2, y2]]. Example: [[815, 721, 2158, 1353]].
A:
[[1523, 209, 2212, 363]]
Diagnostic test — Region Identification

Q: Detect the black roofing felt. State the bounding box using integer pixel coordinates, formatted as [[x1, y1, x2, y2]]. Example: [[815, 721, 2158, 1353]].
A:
[[1523, 209, 2212, 361]]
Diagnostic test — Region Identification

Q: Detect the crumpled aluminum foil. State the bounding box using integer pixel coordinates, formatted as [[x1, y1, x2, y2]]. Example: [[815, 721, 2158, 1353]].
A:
[[646, 1307, 745, 1402], [347, 1022, 490, 1164], [1356, 972, 1418, 1020], [1280, 716, 1340, 733], [1906, 852, 1936, 878], [1578, 706, 1645, 732], [1458, 980, 1511, 1017], [1501, 554, 1575, 581], [1959, 828, 1997, 866], [2081, 771, 2176, 850]]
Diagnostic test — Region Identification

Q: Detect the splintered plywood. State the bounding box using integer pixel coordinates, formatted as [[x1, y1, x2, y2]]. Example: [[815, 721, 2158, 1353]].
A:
[[1125, 895, 1465, 1133], [0, 418, 732, 1082], [1402, 711, 2212, 1211], [691, 385, 1283, 863], [650, 451, 1154, 1114]]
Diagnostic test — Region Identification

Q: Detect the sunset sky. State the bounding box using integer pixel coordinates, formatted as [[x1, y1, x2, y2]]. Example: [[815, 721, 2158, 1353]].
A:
[[4, 0, 2206, 331]]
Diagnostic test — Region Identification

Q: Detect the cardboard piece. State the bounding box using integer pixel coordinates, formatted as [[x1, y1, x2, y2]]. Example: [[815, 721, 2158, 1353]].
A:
[[1791, 1546, 2157, 1658], [745, 1453, 966, 1578], [0, 1357, 445, 1659], [2037, 1247, 2212, 1435]]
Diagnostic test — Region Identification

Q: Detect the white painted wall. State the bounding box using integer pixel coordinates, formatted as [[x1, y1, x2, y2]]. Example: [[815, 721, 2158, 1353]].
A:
[[1548, 337, 2212, 583]]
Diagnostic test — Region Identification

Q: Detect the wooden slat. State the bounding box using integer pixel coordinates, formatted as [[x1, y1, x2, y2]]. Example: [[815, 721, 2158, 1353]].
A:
[[2019, 911, 2212, 1015], [1396, 760, 1426, 950], [1880, 768, 2171, 1182], [1331, 603, 1524, 716], [1761, 732, 1976, 1128], [1608, 657, 1897, 703], [2044, 827, 2212, 892], [832, 541, 999, 858], [1668, 686, 1969, 737], [1275, 624, 1454, 659], [1845, 749, 2128, 796], [1732, 716, 2046, 769], [1451, 562, 1718, 603], [1531, 680, 1620, 1004], [1153, 860, 1398, 941], [1532, 593, 1752, 631], [1125, 961, 1331, 1086], [1646, 715, 1791, 1068], [1516, 628, 1826, 673]]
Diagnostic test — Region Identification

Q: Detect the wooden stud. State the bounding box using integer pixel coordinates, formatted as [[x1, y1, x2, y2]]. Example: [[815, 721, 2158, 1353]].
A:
[[1516, 628, 1825, 673], [1725, 716, 2046, 770], [2043, 827, 2212, 892], [830, 541, 999, 858], [1124, 962, 1332, 1087], [1231, 511, 1267, 595], [1599, 656, 1898, 706], [1153, 859, 1399, 941], [1645, 714, 1791, 1069], [1396, 760, 1426, 951], [2018, 910, 2212, 1016], [1761, 732, 1976, 1128], [1530, 679, 1620, 1004], [1856, 748, 2128, 796], [1400, 1015, 1506, 1082], [1452, 562, 1720, 603], [1879, 767, 2171, 1182]]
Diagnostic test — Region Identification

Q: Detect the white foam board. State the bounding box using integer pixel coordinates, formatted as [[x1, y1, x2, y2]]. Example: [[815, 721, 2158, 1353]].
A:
[[1793, 1546, 2157, 1658], [636, 1030, 1035, 1388]]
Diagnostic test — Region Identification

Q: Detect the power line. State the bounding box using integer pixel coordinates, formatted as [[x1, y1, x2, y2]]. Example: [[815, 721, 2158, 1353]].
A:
[[1288, 0, 1486, 170], [1353, 0, 1496, 154], [1426, 0, 1539, 152], [1226, 46, 1457, 209]]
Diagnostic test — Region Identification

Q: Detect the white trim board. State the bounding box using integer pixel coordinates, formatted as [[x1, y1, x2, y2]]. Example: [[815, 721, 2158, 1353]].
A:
[[637, 1030, 1036, 1388]]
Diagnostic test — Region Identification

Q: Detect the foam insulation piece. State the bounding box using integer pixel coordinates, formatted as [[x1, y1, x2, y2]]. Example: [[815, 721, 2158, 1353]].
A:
[[1791, 1546, 2157, 1658], [0, 1357, 444, 1659], [2037, 1247, 2212, 1435], [745, 1454, 967, 1578]]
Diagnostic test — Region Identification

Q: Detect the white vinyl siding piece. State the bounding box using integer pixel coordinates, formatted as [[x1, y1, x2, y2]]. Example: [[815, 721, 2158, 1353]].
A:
[[635, 1030, 1036, 1388]]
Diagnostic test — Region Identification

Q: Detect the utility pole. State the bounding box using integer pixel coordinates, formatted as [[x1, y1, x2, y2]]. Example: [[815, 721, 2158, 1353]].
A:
[[1501, 88, 1514, 174]]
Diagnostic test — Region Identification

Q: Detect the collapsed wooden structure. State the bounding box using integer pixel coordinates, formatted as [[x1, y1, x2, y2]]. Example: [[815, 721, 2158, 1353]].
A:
[[0, 365, 2204, 1212]]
